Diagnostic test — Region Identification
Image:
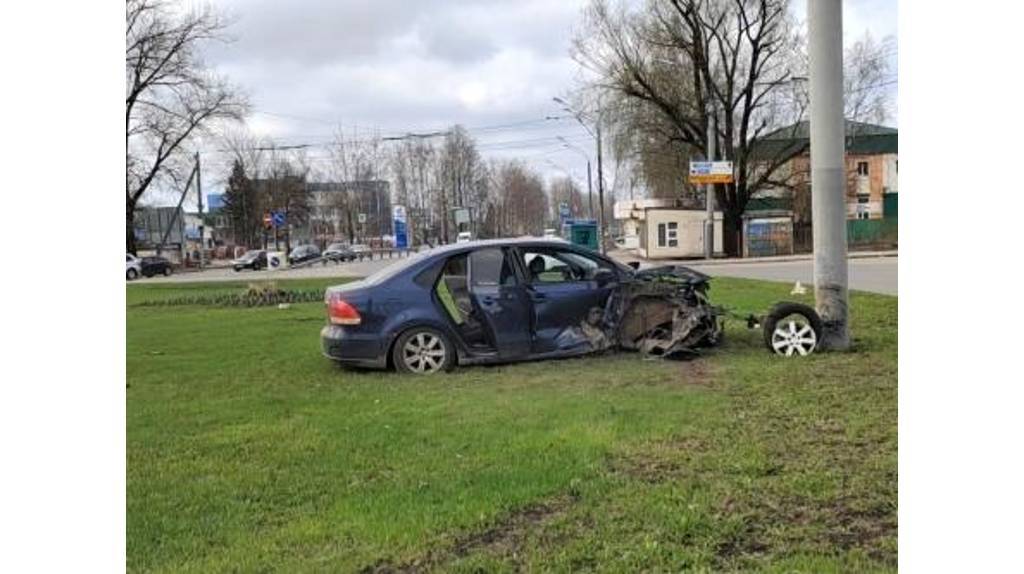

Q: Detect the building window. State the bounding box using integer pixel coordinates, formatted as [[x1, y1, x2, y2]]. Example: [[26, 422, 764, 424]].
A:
[[857, 161, 869, 176], [857, 193, 870, 204], [857, 212, 871, 220], [657, 223, 679, 248]]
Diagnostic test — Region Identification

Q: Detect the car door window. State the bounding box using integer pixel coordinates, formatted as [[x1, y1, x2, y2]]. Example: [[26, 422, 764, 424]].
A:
[[522, 248, 611, 283], [469, 248, 516, 288]]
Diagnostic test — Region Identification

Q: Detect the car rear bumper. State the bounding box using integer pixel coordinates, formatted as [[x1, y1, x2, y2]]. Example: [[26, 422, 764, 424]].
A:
[[320, 325, 389, 369]]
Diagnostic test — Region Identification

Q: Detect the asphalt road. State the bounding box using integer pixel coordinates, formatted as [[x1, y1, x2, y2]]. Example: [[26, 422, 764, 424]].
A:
[[136, 252, 897, 295], [686, 256, 898, 295]]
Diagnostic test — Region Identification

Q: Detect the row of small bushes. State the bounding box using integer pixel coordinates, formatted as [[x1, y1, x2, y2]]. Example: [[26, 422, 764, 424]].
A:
[[133, 283, 326, 308]]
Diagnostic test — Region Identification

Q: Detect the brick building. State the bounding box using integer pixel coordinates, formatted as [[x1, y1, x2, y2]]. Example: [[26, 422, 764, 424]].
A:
[[750, 120, 898, 223]]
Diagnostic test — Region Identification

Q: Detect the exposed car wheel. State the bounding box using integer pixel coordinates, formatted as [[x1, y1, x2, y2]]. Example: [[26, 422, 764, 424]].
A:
[[393, 327, 453, 374], [127, 268, 138, 280], [163, 267, 172, 276], [763, 302, 823, 357]]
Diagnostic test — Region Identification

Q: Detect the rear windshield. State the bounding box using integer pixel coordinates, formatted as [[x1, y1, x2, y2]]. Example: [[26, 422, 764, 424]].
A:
[[362, 250, 432, 285]]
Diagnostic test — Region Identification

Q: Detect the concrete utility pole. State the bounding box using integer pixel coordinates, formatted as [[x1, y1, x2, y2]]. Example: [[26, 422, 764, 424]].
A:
[[809, 0, 850, 349], [585, 160, 594, 219], [595, 124, 606, 254], [704, 100, 716, 259], [195, 152, 205, 269]]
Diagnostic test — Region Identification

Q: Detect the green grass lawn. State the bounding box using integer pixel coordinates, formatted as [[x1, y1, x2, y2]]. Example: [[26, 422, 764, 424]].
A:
[[127, 277, 896, 573]]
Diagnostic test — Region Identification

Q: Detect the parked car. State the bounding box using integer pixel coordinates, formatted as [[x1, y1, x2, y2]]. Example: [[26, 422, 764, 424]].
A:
[[288, 244, 321, 265], [232, 249, 267, 271], [126, 253, 142, 280], [456, 231, 473, 243], [140, 255, 173, 277], [323, 242, 356, 262], [320, 238, 735, 374], [349, 244, 372, 259]]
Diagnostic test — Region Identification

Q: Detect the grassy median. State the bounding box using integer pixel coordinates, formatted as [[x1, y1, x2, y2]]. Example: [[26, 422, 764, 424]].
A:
[[127, 276, 896, 572]]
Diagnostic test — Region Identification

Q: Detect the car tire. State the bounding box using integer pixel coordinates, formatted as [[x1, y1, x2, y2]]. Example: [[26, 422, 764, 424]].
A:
[[163, 267, 172, 276], [762, 302, 823, 357], [127, 268, 138, 280], [392, 327, 454, 374]]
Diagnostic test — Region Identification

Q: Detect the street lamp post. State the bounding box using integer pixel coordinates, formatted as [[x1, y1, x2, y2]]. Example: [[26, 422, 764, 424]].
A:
[[554, 96, 606, 253], [557, 136, 594, 219]]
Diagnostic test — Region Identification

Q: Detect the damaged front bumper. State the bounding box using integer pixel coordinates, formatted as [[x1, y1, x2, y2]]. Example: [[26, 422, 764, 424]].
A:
[[563, 265, 726, 360]]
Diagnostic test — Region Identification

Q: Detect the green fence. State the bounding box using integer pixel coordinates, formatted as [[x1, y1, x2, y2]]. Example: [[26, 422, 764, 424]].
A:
[[847, 218, 898, 247]]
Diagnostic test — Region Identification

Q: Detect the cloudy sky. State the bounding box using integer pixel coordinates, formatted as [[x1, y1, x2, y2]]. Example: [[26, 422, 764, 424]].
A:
[[200, 0, 897, 194]]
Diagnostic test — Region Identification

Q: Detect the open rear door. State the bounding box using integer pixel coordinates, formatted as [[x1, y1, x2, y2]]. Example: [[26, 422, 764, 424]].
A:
[[468, 247, 532, 359]]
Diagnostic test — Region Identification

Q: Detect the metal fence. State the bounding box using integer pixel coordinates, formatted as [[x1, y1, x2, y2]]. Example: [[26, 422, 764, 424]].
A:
[[792, 219, 897, 254]]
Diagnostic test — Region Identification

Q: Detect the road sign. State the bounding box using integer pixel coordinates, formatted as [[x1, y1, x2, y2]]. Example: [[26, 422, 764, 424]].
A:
[[453, 207, 471, 226], [357, 213, 367, 224], [689, 161, 734, 184], [263, 213, 272, 228], [558, 202, 571, 223], [271, 211, 286, 228], [393, 205, 408, 249]]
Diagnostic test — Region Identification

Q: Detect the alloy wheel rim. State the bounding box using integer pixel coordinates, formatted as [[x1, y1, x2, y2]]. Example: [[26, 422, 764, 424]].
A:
[[403, 333, 445, 373], [771, 319, 817, 356]]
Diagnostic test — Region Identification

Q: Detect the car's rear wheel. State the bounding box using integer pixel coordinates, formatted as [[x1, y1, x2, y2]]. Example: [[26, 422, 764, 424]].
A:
[[127, 268, 138, 280], [393, 327, 453, 374], [163, 267, 172, 276]]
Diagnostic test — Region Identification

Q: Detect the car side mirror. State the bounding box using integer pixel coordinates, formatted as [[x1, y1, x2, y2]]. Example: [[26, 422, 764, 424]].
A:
[[627, 261, 640, 270], [594, 267, 615, 286]]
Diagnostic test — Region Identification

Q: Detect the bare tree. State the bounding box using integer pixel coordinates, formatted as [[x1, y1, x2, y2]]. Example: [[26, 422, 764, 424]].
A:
[[437, 126, 488, 242], [126, 0, 246, 253], [548, 176, 586, 223], [573, 0, 805, 255], [844, 32, 896, 127], [219, 128, 268, 247]]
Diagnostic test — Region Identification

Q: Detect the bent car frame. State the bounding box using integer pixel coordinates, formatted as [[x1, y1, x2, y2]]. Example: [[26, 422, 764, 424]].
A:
[[321, 238, 822, 374]]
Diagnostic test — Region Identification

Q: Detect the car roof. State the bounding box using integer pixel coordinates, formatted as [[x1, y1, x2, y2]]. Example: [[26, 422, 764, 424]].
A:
[[425, 237, 598, 256]]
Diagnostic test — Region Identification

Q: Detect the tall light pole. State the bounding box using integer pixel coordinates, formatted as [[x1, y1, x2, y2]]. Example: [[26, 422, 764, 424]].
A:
[[554, 96, 606, 253], [809, 0, 850, 349], [557, 136, 594, 219], [704, 99, 716, 259]]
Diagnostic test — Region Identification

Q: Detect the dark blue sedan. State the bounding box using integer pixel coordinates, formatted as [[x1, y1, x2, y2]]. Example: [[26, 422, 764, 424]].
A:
[[320, 238, 652, 373]]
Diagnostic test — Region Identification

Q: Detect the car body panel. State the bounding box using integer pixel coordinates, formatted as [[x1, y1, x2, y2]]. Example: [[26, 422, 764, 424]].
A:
[[321, 238, 719, 371]]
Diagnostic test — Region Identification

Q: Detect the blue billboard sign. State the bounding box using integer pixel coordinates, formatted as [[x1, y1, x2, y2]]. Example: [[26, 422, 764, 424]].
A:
[[393, 205, 408, 249]]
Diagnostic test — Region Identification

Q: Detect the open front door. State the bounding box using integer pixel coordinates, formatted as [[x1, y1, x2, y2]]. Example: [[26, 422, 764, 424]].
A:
[[468, 247, 532, 359]]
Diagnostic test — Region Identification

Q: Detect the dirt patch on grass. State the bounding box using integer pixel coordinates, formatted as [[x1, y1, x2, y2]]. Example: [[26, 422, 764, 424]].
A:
[[713, 495, 897, 569], [361, 495, 575, 573], [609, 436, 710, 484], [676, 358, 716, 386]]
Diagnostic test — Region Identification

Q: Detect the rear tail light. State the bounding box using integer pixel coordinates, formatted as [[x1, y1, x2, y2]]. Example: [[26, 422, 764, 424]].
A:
[[326, 292, 362, 325]]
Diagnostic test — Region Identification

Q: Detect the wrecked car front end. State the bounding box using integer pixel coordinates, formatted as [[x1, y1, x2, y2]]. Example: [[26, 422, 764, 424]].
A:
[[553, 264, 726, 360]]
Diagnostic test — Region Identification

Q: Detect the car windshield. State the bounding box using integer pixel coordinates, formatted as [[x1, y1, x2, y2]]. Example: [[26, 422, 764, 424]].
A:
[[241, 251, 260, 260], [327, 243, 346, 251]]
